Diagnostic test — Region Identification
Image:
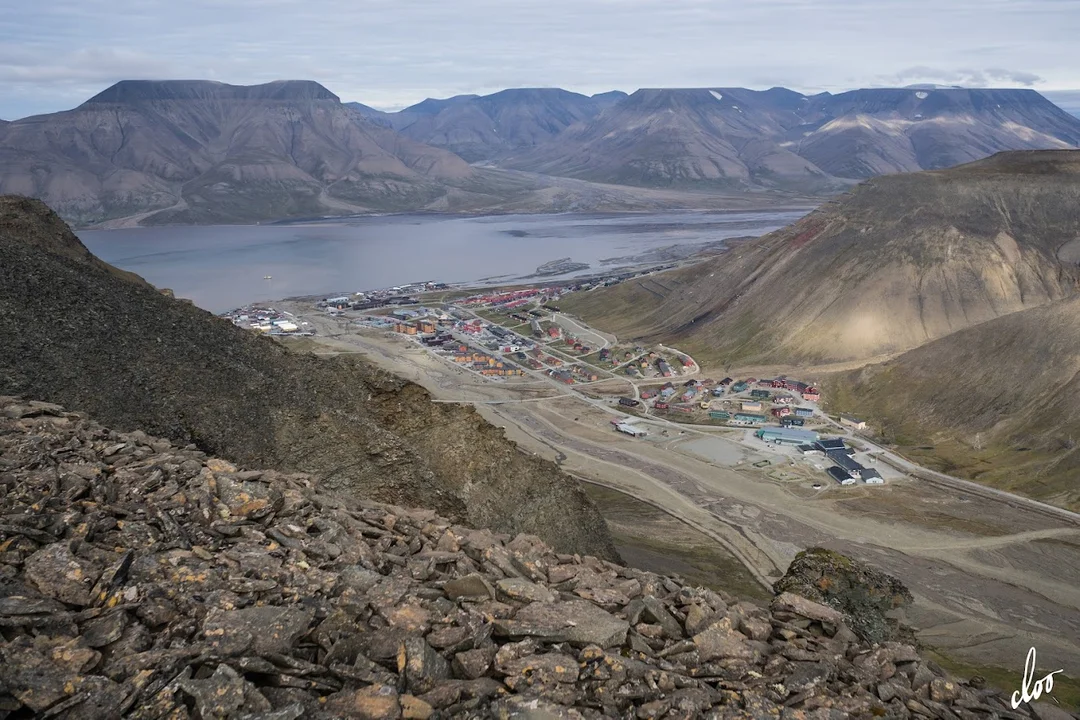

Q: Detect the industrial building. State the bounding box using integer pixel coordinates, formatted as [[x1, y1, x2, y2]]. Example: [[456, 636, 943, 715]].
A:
[[861, 468, 885, 484], [615, 423, 647, 437], [815, 438, 847, 454], [756, 427, 821, 445], [840, 414, 868, 430], [827, 450, 864, 479], [828, 467, 856, 485]]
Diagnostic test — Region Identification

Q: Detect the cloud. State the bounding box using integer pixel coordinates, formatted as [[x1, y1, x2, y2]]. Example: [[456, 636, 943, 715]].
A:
[[882, 66, 1043, 88], [0, 0, 1078, 118], [986, 68, 1043, 86]]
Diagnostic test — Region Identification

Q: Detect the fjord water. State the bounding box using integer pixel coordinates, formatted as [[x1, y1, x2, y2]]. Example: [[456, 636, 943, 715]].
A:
[[79, 211, 805, 312]]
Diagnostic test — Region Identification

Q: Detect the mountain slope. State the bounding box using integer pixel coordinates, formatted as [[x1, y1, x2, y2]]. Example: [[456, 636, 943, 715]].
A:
[[502, 87, 1080, 191], [561, 150, 1080, 366], [827, 293, 1080, 511], [0, 80, 482, 225], [390, 88, 621, 162], [503, 87, 840, 190], [0, 195, 618, 559], [800, 88, 1080, 178]]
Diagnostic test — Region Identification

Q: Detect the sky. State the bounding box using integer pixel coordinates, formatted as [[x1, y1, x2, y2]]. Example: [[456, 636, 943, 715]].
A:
[[2, 0, 1079, 120]]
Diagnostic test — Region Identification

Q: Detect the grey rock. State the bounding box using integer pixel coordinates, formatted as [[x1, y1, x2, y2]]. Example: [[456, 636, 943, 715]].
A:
[[494, 600, 629, 648], [445, 573, 496, 600]]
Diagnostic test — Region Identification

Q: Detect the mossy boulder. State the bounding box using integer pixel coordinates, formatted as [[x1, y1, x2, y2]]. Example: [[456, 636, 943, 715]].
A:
[[773, 547, 914, 644]]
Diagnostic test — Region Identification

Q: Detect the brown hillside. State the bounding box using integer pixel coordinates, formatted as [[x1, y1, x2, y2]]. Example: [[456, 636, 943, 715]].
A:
[[826, 293, 1080, 511], [562, 150, 1080, 366], [0, 196, 618, 559]]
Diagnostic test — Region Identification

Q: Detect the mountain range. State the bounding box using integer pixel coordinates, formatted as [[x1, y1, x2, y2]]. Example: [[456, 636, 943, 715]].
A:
[[2, 80, 1080, 225]]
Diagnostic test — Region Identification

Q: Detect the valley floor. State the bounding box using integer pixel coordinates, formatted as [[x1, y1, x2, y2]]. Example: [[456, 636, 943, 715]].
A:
[[281, 303, 1080, 691]]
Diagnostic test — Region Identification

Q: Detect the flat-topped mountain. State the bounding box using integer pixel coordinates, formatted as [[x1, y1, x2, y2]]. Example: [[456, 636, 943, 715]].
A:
[[389, 87, 627, 162], [503, 87, 1080, 191], [562, 150, 1080, 365], [0, 195, 618, 559], [83, 78, 341, 103], [0, 80, 502, 225]]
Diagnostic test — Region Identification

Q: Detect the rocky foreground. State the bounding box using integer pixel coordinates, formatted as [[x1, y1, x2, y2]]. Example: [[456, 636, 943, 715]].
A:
[[0, 397, 1071, 719]]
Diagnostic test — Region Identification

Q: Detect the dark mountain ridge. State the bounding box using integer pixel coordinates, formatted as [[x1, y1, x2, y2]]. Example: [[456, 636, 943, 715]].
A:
[[0, 195, 619, 559]]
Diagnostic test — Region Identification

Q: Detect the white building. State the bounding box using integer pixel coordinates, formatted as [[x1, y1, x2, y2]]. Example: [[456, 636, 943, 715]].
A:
[[615, 423, 647, 437]]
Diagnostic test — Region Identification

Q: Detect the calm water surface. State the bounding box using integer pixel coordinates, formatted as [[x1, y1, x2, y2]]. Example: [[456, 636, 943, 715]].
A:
[[79, 211, 805, 313]]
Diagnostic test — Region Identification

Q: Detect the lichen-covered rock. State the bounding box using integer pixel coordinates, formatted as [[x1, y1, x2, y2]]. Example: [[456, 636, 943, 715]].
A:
[[0, 398, 1060, 719], [772, 547, 915, 643]]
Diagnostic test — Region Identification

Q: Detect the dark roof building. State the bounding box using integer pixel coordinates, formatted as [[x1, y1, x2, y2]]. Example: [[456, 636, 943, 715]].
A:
[[827, 466, 855, 485], [827, 450, 864, 478], [815, 438, 846, 453]]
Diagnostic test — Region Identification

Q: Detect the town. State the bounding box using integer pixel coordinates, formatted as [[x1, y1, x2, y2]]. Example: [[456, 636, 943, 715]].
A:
[[236, 281, 892, 490]]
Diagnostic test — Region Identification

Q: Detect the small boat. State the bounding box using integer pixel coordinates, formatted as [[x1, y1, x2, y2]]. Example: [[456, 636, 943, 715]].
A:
[[263, 275, 273, 280]]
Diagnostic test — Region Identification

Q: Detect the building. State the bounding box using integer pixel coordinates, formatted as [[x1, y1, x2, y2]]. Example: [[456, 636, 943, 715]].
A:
[[618, 397, 640, 407], [657, 361, 673, 377], [798, 444, 824, 456], [732, 413, 767, 425], [741, 401, 764, 412], [794, 407, 814, 418], [731, 381, 749, 393], [756, 427, 821, 445], [712, 388, 725, 397], [840, 414, 868, 430], [827, 450, 864, 479], [750, 389, 771, 400], [708, 411, 731, 420], [827, 466, 856, 486], [615, 423, 647, 437], [861, 468, 885, 484], [772, 407, 792, 418], [814, 438, 847, 454], [780, 417, 806, 427], [803, 388, 820, 402]]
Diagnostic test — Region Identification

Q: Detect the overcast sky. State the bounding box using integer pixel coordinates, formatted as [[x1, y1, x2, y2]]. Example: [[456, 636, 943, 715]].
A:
[[2, 0, 1078, 119]]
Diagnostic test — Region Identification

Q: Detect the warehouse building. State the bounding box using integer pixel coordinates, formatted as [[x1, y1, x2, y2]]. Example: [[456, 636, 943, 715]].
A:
[[755, 427, 821, 446], [828, 467, 856, 485], [827, 450, 864, 479], [861, 468, 885, 484]]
